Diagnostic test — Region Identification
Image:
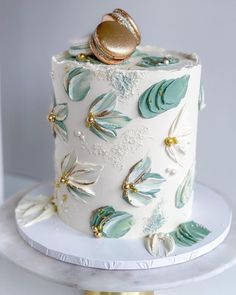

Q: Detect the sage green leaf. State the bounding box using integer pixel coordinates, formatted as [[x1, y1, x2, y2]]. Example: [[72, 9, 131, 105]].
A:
[[54, 103, 68, 121], [90, 206, 134, 238], [138, 75, 190, 119], [65, 67, 91, 101], [89, 92, 117, 114], [123, 191, 154, 207], [122, 157, 165, 207], [171, 221, 210, 247], [137, 56, 179, 68], [175, 166, 195, 208], [102, 211, 134, 238], [87, 91, 131, 141], [54, 121, 68, 142], [90, 206, 115, 228]]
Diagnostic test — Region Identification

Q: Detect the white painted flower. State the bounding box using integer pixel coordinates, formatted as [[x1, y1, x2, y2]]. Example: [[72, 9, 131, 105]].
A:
[[57, 151, 103, 203], [15, 195, 56, 227], [145, 232, 175, 257], [164, 106, 192, 166]]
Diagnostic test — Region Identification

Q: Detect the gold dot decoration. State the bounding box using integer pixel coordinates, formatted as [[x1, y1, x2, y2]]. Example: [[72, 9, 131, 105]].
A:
[[164, 137, 178, 147]]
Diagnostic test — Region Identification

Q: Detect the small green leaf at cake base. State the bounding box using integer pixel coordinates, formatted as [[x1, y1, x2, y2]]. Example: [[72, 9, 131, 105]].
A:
[[90, 206, 134, 239], [170, 221, 210, 247]]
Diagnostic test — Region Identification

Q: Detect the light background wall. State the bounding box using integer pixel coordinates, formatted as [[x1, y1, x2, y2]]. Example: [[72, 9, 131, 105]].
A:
[[0, 0, 235, 199]]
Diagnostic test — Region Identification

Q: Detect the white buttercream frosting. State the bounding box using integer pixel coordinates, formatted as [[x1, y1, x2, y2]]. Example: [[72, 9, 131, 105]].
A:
[[51, 46, 201, 239]]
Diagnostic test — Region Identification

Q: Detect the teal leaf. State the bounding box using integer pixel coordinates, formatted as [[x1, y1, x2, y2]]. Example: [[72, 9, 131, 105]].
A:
[[137, 56, 179, 68], [102, 211, 134, 238], [86, 92, 131, 141], [54, 103, 68, 121], [171, 221, 210, 247], [48, 102, 68, 142], [95, 112, 131, 130], [127, 157, 151, 183], [123, 191, 154, 207], [131, 49, 149, 58], [122, 157, 165, 207], [175, 166, 195, 208], [65, 67, 91, 101], [138, 75, 190, 119], [53, 121, 68, 142], [89, 92, 117, 114], [90, 206, 134, 238]]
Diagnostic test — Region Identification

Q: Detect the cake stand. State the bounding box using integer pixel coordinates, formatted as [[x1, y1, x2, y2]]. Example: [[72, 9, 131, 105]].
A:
[[0, 183, 236, 295]]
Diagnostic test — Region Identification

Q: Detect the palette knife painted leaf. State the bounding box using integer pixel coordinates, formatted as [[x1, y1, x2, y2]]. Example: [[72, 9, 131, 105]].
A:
[[175, 165, 195, 208], [15, 195, 56, 227], [86, 91, 131, 141], [64, 67, 91, 101], [139, 75, 190, 118]]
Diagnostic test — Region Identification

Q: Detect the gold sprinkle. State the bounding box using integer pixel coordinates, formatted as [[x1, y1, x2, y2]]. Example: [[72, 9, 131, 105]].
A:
[[122, 182, 137, 193], [164, 137, 178, 147], [60, 176, 68, 184], [63, 194, 68, 202], [86, 112, 95, 127], [77, 53, 88, 61], [48, 112, 56, 122]]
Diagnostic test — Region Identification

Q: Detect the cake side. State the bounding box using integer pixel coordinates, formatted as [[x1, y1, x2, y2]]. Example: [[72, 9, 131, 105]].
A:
[[50, 47, 201, 239]]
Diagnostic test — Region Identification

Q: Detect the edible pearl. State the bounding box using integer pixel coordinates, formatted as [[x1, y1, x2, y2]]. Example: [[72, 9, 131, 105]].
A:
[[163, 57, 170, 64]]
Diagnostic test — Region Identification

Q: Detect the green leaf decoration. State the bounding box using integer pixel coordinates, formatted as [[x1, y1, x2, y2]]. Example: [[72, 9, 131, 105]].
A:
[[58, 152, 103, 203], [131, 49, 149, 58], [86, 92, 131, 141], [171, 221, 210, 247], [122, 157, 165, 207], [136, 56, 179, 68], [138, 75, 190, 119], [90, 206, 134, 238], [64, 67, 91, 101], [175, 165, 195, 208], [48, 102, 69, 142]]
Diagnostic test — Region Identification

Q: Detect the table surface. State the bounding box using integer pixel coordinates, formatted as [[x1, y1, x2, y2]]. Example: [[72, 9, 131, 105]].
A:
[[0, 174, 236, 295]]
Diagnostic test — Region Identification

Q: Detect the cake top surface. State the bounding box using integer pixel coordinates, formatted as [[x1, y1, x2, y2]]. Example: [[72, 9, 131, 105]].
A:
[[53, 46, 200, 72]]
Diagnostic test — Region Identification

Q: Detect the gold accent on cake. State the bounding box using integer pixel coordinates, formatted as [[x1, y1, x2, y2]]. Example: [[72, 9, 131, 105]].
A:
[[164, 137, 178, 147], [122, 182, 138, 193], [86, 112, 96, 127], [48, 112, 56, 122]]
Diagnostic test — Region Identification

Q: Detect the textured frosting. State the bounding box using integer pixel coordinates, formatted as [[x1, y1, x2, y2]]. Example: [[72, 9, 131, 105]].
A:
[[51, 46, 201, 239]]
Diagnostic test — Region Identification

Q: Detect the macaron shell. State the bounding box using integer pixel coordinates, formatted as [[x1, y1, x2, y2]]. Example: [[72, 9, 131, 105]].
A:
[[113, 8, 141, 45], [95, 21, 137, 59], [89, 36, 126, 65]]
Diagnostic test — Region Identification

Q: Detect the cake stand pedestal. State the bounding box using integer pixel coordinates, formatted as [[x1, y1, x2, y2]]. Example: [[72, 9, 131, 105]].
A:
[[0, 184, 236, 294]]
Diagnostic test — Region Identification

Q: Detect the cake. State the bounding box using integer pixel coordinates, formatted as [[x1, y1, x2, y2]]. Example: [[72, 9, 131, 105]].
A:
[[16, 9, 212, 259], [50, 46, 201, 241]]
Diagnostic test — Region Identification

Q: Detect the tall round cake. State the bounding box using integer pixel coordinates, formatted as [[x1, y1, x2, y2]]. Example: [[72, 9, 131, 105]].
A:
[[50, 47, 201, 239]]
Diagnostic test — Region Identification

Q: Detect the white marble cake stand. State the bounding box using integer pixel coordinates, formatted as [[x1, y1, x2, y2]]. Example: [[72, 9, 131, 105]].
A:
[[15, 183, 231, 270], [0, 183, 236, 294]]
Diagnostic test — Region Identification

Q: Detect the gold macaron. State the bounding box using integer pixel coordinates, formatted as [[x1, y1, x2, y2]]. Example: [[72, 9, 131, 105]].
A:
[[102, 8, 141, 46], [89, 21, 137, 65]]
